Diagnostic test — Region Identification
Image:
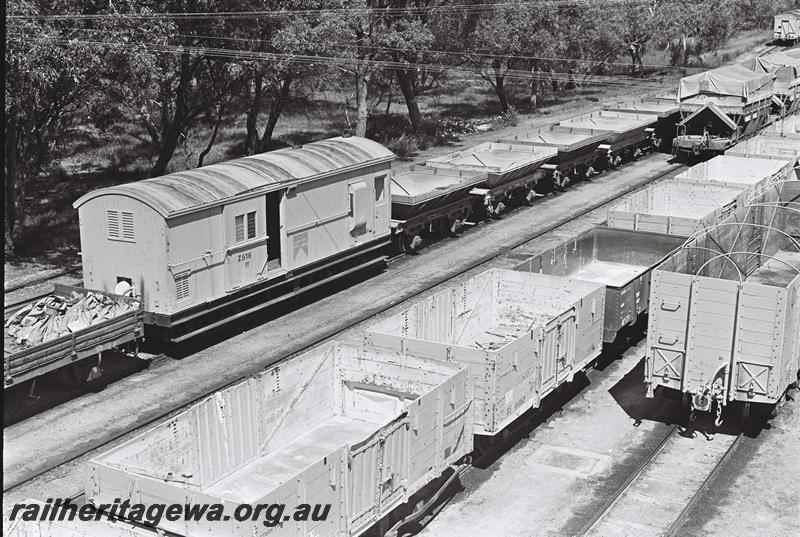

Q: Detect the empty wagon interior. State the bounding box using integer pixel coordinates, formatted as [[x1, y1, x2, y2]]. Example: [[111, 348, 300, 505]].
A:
[[369, 269, 599, 351], [92, 342, 456, 503], [658, 184, 800, 286], [610, 182, 743, 218], [514, 229, 684, 288], [675, 155, 790, 187]]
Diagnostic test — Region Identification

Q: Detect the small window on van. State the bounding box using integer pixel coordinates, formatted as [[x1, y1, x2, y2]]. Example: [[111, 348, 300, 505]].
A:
[[235, 211, 258, 243], [374, 175, 386, 202]]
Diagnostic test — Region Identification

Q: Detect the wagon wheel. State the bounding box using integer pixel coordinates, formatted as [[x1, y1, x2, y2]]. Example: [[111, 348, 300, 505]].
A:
[[474, 434, 496, 455], [400, 233, 423, 254]]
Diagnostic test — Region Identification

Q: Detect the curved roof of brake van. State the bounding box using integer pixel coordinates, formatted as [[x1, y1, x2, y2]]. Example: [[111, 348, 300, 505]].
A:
[[74, 136, 395, 218]]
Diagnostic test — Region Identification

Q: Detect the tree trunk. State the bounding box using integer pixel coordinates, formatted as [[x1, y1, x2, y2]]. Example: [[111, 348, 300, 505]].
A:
[[355, 66, 370, 137], [245, 72, 263, 155], [529, 64, 539, 110], [396, 68, 424, 134], [494, 74, 510, 113], [198, 105, 224, 167], [151, 52, 194, 177], [260, 76, 292, 151], [4, 114, 19, 255]]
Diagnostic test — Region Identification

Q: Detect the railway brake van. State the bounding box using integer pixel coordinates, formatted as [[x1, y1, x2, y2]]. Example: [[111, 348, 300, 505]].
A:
[[74, 136, 394, 341]]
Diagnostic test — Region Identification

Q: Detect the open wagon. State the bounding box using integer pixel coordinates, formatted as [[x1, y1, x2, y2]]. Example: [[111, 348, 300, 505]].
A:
[[4, 284, 143, 388], [510, 228, 684, 343], [645, 185, 800, 422], [607, 181, 746, 237], [425, 142, 557, 215], [86, 341, 473, 537], [726, 131, 800, 162], [390, 165, 485, 251], [367, 269, 605, 439], [674, 154, 796, 196]]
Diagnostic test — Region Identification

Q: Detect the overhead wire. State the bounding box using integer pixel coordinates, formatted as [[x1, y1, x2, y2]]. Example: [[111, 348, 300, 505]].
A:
[[8, 33, 668, 89]]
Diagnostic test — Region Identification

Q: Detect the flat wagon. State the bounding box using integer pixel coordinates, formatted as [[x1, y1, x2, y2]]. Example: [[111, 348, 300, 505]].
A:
[[674, 154, 796, 195], [556, 110, 660, 167], [390, 165, 485, 251], [499, 125, 610, 188], [4, 284, 143, 388], [425, 142, 557, 215], [510, 228, 684, 343], [366, 269, 605, 438], [607, 181, 746, 237], [645, 190, 800, 421], [73, 136, 395, 342], [673, 65, 775, 158], [86, 341, 473, 537], [774, 10, 800, 44]]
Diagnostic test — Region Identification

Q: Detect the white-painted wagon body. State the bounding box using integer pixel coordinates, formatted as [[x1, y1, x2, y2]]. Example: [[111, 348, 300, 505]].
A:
[[726, 132, 800, 163], [86, 341, 473, 537], [366, 269, 605, 436], [73, 137, 394, 336], [607, 181, 746, 237], [645, 195, 800, 412], [674, 155, 795, 194]]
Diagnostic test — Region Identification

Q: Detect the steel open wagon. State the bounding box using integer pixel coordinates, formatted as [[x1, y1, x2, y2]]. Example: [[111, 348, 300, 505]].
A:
[[366, 269, 605, 438], [645, 188, 800, 421], [510, 228, 684, 343], [674, 154, 796, 195], [4, 284, 143, 388], [499, 125, 610, 188], [769, 113, 800, 135], [390, 165, 486, 251], [425, 142, 557, 215], [726, 132, 800, 162], [86, 341, 473, 537], [607, 181, 746, 237], [557, 110, 660, 165]]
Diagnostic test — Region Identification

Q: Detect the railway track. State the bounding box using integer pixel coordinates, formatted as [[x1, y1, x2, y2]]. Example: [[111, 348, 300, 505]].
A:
[[578, 426, 744, 536], [4, 268, 81, 294], [3, 157, 686, 496]]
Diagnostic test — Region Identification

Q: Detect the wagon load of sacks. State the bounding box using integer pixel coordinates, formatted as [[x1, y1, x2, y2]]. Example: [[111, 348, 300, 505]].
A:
[[5, 291, 140, 348]]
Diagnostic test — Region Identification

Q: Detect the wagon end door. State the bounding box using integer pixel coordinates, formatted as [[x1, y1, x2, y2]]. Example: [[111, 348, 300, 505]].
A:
[[646, 271, 691, 392], [683, 277, 739, 398], [731, 283, 787, 403], [346, 418, 407, 533]]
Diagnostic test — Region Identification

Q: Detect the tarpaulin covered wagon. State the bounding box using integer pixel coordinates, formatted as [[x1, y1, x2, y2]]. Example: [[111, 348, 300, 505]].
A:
[[425, 142, 557, 215], [367, 269, 605, 437], [390, 165, 485, 251], [4, 284, 143, 387]]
